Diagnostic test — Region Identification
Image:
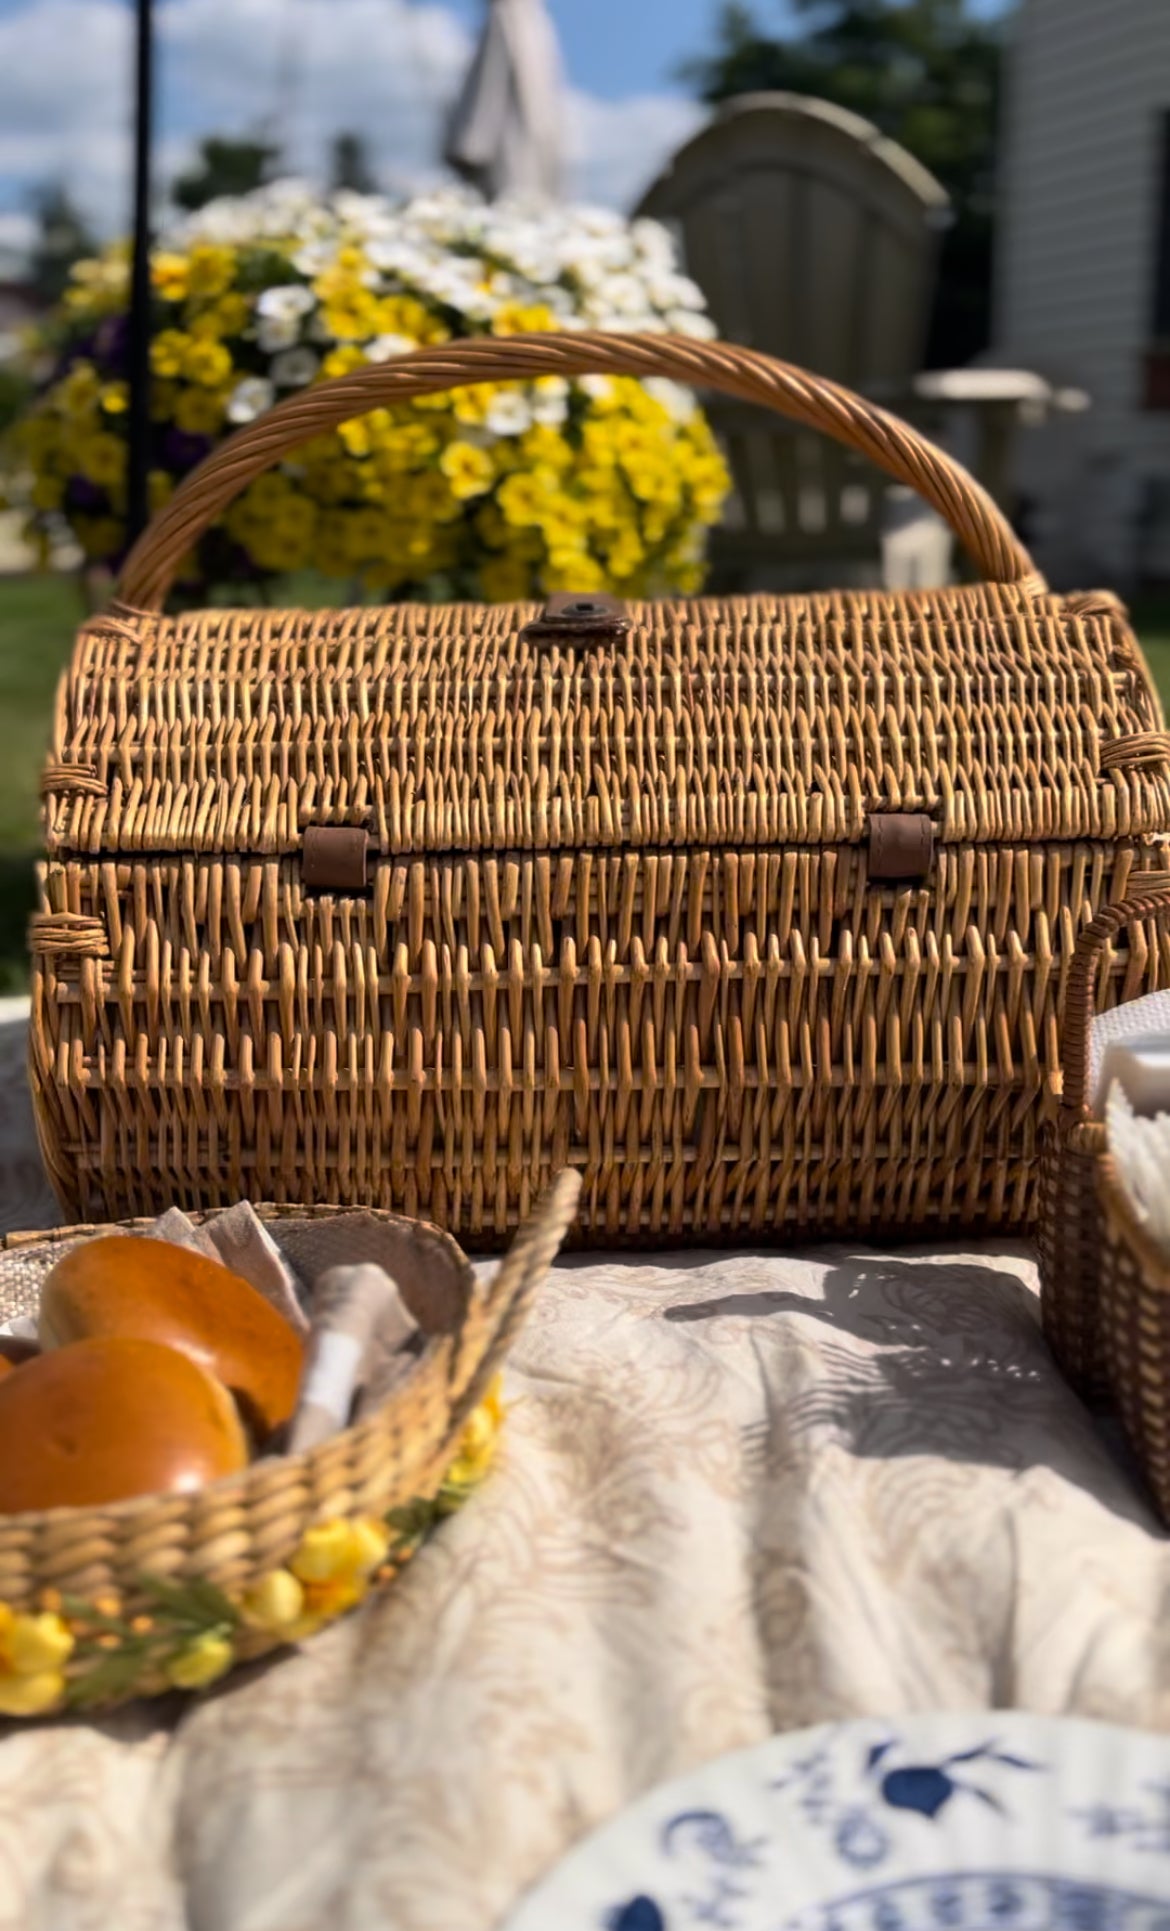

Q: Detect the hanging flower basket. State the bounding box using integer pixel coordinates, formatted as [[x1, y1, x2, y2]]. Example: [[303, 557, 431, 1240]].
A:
[[10, 182, 729, 604]]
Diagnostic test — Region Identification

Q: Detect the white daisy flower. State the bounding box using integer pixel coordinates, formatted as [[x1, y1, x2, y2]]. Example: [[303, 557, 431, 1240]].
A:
[[631, 218, 678, 272], [531, 377, 570, 427], [270, 347, 319, 388], [599, 273, 651, 316], [227, 376, 276, 423], [503, 239, 562, 285], [256, 284, 316, 322], [365, 333, 418, 363], [651, 273, 707, 312], [669, 310, 718, 340], [644, 377, 697, 423], [257, 313, 300, 352], [292, 238, 338, 277], [484, 391, 534, 437], [460, 285, 502, 323], [176, 203, 238, 245], [412, 262, 481, 309], [332, 190, 387, 231], [365, 237, 430, 281]]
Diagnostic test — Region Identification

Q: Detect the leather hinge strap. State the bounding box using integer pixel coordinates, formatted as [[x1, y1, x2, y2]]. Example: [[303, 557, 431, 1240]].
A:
[[302, 826, 369, 893], [867, 813, 935, 882]]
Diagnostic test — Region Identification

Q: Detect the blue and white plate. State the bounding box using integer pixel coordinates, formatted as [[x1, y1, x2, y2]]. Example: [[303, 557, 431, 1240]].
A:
[[504, 1713, 1170, 1930]]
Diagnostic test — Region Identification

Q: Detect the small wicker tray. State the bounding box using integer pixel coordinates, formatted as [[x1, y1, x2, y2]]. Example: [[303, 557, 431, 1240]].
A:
[[0, 1171, 580, 1715], [1098, 1156, 1170, 1523]]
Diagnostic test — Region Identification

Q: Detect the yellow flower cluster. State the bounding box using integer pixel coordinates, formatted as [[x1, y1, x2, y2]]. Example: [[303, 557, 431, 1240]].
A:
[[240, 1516, 392, 1649], [12, 191, 728, 595], [0, 1372, 508, 1714], [442, 1373, 506, 1494], [240, 1374, 506, 1646], [0, 1604, 75, 1715]]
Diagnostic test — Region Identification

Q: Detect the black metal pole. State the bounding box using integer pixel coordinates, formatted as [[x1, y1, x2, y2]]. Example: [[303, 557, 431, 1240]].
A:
[[126, 0, 154, 546]]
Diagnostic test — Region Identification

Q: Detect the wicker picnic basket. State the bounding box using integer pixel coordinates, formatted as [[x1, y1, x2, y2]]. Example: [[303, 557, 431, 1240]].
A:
[[27, 331, 1170, 1244], [0, 1169, 580, 1713], [1038, 886, 1170, 1408]]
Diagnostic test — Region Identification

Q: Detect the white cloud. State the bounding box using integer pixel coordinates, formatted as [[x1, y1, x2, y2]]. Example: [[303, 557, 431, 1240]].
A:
[[0, 1, 133, 227], [0, 211, 35, 253], [0, 0, 704, 243], [568, 89, 704, 210]]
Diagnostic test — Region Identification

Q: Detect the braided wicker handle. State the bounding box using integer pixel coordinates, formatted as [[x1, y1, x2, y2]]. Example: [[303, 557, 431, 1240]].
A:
[[1061, 882, 1170, 1115], [118, 331, 1040, 610], [448, 1166, 582, 1403]]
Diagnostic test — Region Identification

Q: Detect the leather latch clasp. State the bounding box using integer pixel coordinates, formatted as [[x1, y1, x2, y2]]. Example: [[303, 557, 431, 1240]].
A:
[[520, 593, 631, 646], [867, 813, 935, 882], [302, 826, 369, 893]]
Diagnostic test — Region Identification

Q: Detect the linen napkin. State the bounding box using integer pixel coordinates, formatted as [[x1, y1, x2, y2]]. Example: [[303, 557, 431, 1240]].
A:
[[1089, 989, 1170, 1113], [1105, 1080, 1170, 1259]]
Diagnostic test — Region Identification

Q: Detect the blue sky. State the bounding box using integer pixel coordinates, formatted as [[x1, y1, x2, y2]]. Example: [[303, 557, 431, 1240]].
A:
[[449, 0, 1008, 101], [0, 0, 1012, 243], [490, 0, 759, 99]]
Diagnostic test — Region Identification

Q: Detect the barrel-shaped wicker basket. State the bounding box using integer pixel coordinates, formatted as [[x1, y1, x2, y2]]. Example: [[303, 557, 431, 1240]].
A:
[[1039, 884, 1170, 1409], [30, 331, 1170, 1245], [0, 1169, 580, 1714]]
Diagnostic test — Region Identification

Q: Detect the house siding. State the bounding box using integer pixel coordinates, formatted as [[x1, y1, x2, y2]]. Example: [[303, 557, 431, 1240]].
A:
[[994, 0, 1170, 586]]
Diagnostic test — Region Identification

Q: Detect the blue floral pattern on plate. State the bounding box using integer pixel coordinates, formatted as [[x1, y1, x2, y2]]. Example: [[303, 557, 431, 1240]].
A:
[[503, 1716, 1170, 1931]]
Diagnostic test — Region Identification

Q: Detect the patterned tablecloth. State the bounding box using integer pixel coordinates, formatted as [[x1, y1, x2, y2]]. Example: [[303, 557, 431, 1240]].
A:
[[0, 997, 1167, 1931]]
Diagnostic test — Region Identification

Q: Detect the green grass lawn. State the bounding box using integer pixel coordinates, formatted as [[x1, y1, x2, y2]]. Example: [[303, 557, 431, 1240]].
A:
[[1133, 598, 1170, 705], [1, 574, 1169, 993]]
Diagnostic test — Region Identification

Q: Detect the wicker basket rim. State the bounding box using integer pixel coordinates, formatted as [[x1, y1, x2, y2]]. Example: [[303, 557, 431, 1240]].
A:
[[1060, 886, 1170, 1115], [120, 580, 1059, 630], [1, 1200, 472, 1274]]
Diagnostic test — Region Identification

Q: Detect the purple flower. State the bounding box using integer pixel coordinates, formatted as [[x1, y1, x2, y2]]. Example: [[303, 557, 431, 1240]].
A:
[[65, 476, 108, 513], [162, 428, 212, 471], [94, 312, 130, 376], [51, 332, 96, 383]]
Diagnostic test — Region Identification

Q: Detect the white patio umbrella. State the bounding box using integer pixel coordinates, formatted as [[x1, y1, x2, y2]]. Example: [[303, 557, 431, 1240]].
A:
[[443, 0, 566, 201]]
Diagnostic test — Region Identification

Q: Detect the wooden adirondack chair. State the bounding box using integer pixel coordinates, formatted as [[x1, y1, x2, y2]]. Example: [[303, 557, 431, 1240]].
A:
[[635, 92, 953, 590]]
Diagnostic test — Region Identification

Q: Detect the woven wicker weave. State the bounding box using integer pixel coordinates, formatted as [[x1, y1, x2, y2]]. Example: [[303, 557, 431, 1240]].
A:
[[28, 332, 1170, 1241], [1099, 1156, 1170, 1523], [0, 1169, 580, 1707], [1038, 885, 1170, 1401]]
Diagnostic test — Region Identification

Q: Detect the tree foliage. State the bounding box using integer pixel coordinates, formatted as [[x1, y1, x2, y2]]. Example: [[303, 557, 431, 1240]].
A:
[[680, 0, 1004, 365], [172, 137, 280, 213], [27, 185, 95, 309], [330, 134, 379, 196]]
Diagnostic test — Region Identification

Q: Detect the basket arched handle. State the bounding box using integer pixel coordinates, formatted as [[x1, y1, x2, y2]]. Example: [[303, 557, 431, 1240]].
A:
[[117, 331, 1041, 611], [1061, 882, 1170, 1116], [448, 1167, 582, 1406]]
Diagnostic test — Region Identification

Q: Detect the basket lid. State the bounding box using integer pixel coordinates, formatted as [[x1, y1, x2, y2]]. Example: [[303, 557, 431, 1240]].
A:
[[43, 582, 1170, 864]]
